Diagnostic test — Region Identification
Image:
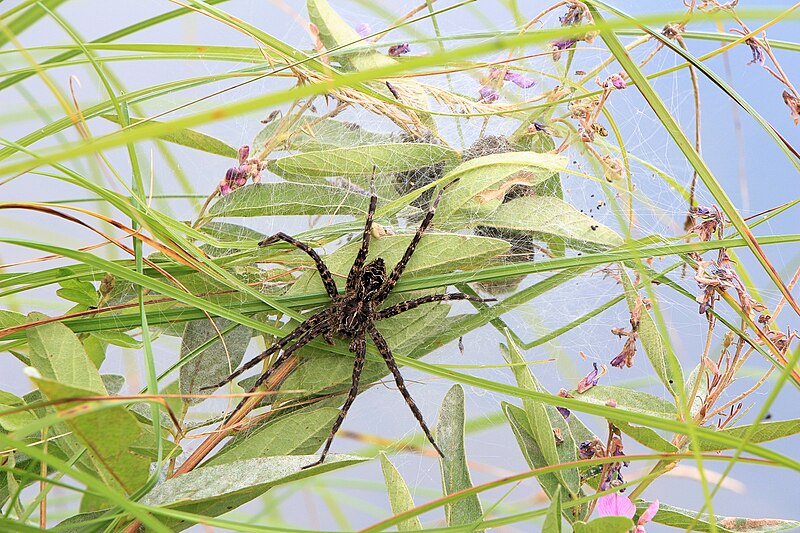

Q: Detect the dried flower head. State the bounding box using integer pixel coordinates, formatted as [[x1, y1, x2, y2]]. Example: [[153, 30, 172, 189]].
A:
[[783, 90, 800, 125], [746, 38, 766, 65], [576, 362, 606, 393], [478, 85, 500, 103], [556, 388, 573, 419], [600, 155, 625, 182], [388, 43, 410, 57], [689, 205, 724, 241]]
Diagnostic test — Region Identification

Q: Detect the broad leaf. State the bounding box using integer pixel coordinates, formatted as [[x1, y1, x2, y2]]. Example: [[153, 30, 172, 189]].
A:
[[571, 385, 677, 419], [204, 404, 339, 465], [253, 116, 397, 152], [306, 0, 394, 71], [267, 143, 458, 182], [209, 182, 382, 218], [478, 196, 623, 251], [693, 419, 800, 452], [573, 517, 635, 533], [29, 374, 150, 495], [380, 452, 423, 531], [0, 391, 37, 433], [437, 151, 567, 220], [639, 500, 800, 532], [179, 318, 253, 404], [141, 455, 365, 531], [612, 420, 677, 452], [26, 315, 106, 394], [436, 385, 483, 529]]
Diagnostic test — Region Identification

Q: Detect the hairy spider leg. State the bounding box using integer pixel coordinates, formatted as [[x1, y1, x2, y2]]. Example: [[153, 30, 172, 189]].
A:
[[201, 308, 333, 391], [259, 232, 339, 298], [374, 180, 455, 303], [222, 316, 335, 426], [302, 335, 367, 469], [346, 170, 378, 291], [368, 324, 444, 458], [376, 293, 495, 320], [250, 316, 334, 390]]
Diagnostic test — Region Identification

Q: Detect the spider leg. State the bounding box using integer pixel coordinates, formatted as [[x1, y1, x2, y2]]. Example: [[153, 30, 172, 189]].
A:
[[302, 334, 367, 469], [346, 169, 378, 291], [200, 309, 332, 391], [374, 180, 455, 303], [376, 293, 496, 321], [260, 232, 338, 298], [367, 324, 444, 458]]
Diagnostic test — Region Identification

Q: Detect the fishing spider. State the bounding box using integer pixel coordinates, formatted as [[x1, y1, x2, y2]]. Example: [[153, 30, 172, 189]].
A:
[[204, 177, 492, 468]]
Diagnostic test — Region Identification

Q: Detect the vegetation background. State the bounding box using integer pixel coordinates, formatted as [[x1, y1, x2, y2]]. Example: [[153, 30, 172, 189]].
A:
[[0, 0, 799, 532]]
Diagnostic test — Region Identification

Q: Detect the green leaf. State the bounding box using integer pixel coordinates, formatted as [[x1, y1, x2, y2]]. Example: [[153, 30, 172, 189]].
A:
[[29, 374, 150, 495], [209, 182, 383, 218], [543, 487, 563, 533], [573, 516, 635, 533], [141, 455, 365, 531], [479, 196, 623, 251], [503, 336, 580, 497], [438, 151, 567, 220], [611, 420, 677, 453], [686, 362, 710, 419], [306, 0, 394, 71], [693, 419, 800, 452], [26, 315, 106, 394], [436, 384, 483, 529], [179, 318, 253, 404], [204, 404, 339, 465], [503, 403, 573, 515], [619, 269, 684, 398], [253, 116, 397, 152], [380, 452, 423, 531], [57, 278, 97, 304], [639, 500, 800, 532], [0, 310, 26, 328], [571, 385, 677, 419], [101, 114, 237, 157], [0, 391, 37, 433], [287, 233, 509, 297], [90, 330, 143, 349], [267, 143, 458, 181]]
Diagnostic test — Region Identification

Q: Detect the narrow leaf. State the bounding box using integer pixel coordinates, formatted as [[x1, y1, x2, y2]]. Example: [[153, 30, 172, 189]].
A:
[[619, 268, 684, 398], [542, 487, 563, 533], [101, 114, 237, 157], [436, 384, 483, 528], [639, 500, 800, 533], [380, 453, 423, 531]]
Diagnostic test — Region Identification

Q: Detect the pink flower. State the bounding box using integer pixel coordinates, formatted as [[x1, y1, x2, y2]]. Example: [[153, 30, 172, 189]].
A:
[[596, 492, 635, 518], [596, 493, 659, 532]]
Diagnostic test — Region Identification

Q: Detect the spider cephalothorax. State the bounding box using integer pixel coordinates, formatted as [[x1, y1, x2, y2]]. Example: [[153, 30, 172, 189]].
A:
[[204, 176, 493, 468]]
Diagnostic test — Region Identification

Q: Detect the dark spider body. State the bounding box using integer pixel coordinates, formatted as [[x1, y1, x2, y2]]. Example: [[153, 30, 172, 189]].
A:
[[204, 177, 492, 468]]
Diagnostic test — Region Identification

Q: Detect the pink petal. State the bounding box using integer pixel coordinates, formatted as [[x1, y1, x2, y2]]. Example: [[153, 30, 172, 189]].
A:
[[638, 499, 659, 525], [596, 493, 636, 518]]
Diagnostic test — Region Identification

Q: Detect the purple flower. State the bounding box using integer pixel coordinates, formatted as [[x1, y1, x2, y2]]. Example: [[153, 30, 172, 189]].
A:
[[388, 43, 410, 57], [556, 388, 572, 419], [478, 85, 499, 103], [218, 145, 263, 196], [576, 362, 605, 393], [610, 73, 627, 89], [531, 121, 548, 132], [356, 22, 371, 38], [551, 38, 577, 51], [746, 38, 765, 66], [504, 70, 536, 88], [610, 337, 637, 368]]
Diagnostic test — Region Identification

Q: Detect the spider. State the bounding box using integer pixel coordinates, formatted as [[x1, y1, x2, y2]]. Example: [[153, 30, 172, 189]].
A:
[[204, 176, 493, 468]]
